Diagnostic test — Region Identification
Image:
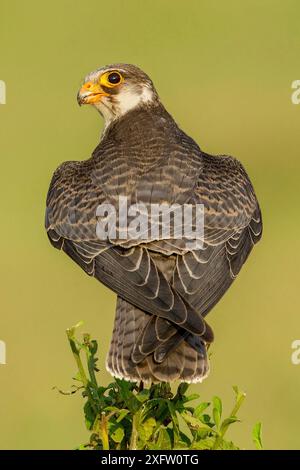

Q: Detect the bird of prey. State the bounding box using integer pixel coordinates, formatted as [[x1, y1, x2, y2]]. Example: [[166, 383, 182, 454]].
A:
[[45, 64, 262, 384]]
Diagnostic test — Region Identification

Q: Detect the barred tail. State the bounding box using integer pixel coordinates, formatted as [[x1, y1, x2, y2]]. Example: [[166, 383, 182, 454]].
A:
[[106, 297, 210, 384]]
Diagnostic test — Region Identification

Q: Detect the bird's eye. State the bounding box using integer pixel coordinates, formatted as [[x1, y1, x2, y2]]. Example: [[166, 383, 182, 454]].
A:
[[100, 71, 123, 88], [108, 72, 121, 84]]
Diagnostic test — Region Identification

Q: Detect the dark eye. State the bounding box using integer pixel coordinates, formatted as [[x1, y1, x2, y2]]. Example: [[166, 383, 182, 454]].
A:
[[107, 72, 121, 84]]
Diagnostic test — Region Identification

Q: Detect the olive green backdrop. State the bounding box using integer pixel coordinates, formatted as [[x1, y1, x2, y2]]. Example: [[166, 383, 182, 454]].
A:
[[0, 0, 299, 450]]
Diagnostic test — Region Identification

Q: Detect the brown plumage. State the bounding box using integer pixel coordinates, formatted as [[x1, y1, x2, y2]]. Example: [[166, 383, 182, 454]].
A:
[[45, 64, 262, 384]]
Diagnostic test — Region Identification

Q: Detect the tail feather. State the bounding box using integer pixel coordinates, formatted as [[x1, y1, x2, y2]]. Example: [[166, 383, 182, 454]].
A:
[[106, 297, 210, 384]]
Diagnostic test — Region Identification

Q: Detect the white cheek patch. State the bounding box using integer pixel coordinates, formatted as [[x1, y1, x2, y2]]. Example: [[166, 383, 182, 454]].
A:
[[116, 85, 154, 115], [117, 89, 144, 115], [96, 84, 155, 129], [140, 86, 154, 104]]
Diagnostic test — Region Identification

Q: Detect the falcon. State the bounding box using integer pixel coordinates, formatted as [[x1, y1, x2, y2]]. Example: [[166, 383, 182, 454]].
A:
[[45, 64, 262, 384]]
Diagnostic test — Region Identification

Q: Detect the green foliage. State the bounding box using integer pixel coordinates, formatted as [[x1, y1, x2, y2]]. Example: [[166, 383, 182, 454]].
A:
[[252, 422, 263, 450], [62, 323, 262, 450]]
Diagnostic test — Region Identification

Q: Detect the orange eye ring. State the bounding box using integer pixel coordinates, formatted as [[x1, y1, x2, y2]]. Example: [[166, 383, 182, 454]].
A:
[[100, 71, 123, 88]]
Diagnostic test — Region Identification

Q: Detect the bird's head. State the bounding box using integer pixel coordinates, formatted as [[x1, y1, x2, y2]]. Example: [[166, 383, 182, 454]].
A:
[[77, 63, 159, 126]]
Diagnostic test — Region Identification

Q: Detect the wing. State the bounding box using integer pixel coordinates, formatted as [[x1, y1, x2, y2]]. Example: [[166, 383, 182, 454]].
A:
[[45, 161, 213, 342], [196, 153, 261, 240], [172, 152, 262, 314], [46, 150, 262, 358]]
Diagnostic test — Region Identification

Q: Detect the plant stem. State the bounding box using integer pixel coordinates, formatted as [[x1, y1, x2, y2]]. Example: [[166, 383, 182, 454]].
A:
[[212, 390, 246, 450], [66, 329, 88, 387], [66, 327, 98, 414], [100, 413, 110, 450], [130, 412, 139, 450], [230, 392, 246, 419]]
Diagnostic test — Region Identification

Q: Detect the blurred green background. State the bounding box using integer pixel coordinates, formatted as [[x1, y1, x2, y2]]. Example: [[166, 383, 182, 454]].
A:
[[0, 0, 300, 450]]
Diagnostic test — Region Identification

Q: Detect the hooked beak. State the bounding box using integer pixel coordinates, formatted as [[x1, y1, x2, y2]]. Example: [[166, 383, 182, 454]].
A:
[[77, 81, 109, 106]]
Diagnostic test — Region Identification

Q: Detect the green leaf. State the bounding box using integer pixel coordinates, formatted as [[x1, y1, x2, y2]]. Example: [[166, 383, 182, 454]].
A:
[[179, 430, 191, 446], [73, 371, 83, 382], [84, 401, 96, 430], [191, 437, 215, 450], [167, 401, 179, 436], [89, 339, 98, 355], [200, 413, 212, 424], [217, 439, 240, 450], [66, 325, 257, 451], [111, 425, 124, 443], [181, 412, 215, 433], [181, 411, 201, 428], [153, 427, 172, 450], [136, 389, 150, 403], [174, 441, 190, 450], [103, 405, 119, 412], [212, 396, 222, 428], [252, 422, 263, 450], [173, 430, 191, 450], [194, 402, 210, 418], [220, 416, 240, 435], [115, 379, 141, 413], [233, 385, 244, 401], [183, 394, 200, 403], [232, 386, 246, 416], [76, 443, 88, 450], [139, 417, 156, 443], [195, 428, 211, 440], [116, 409, 130, 423], [213, 396, 222, 416]]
